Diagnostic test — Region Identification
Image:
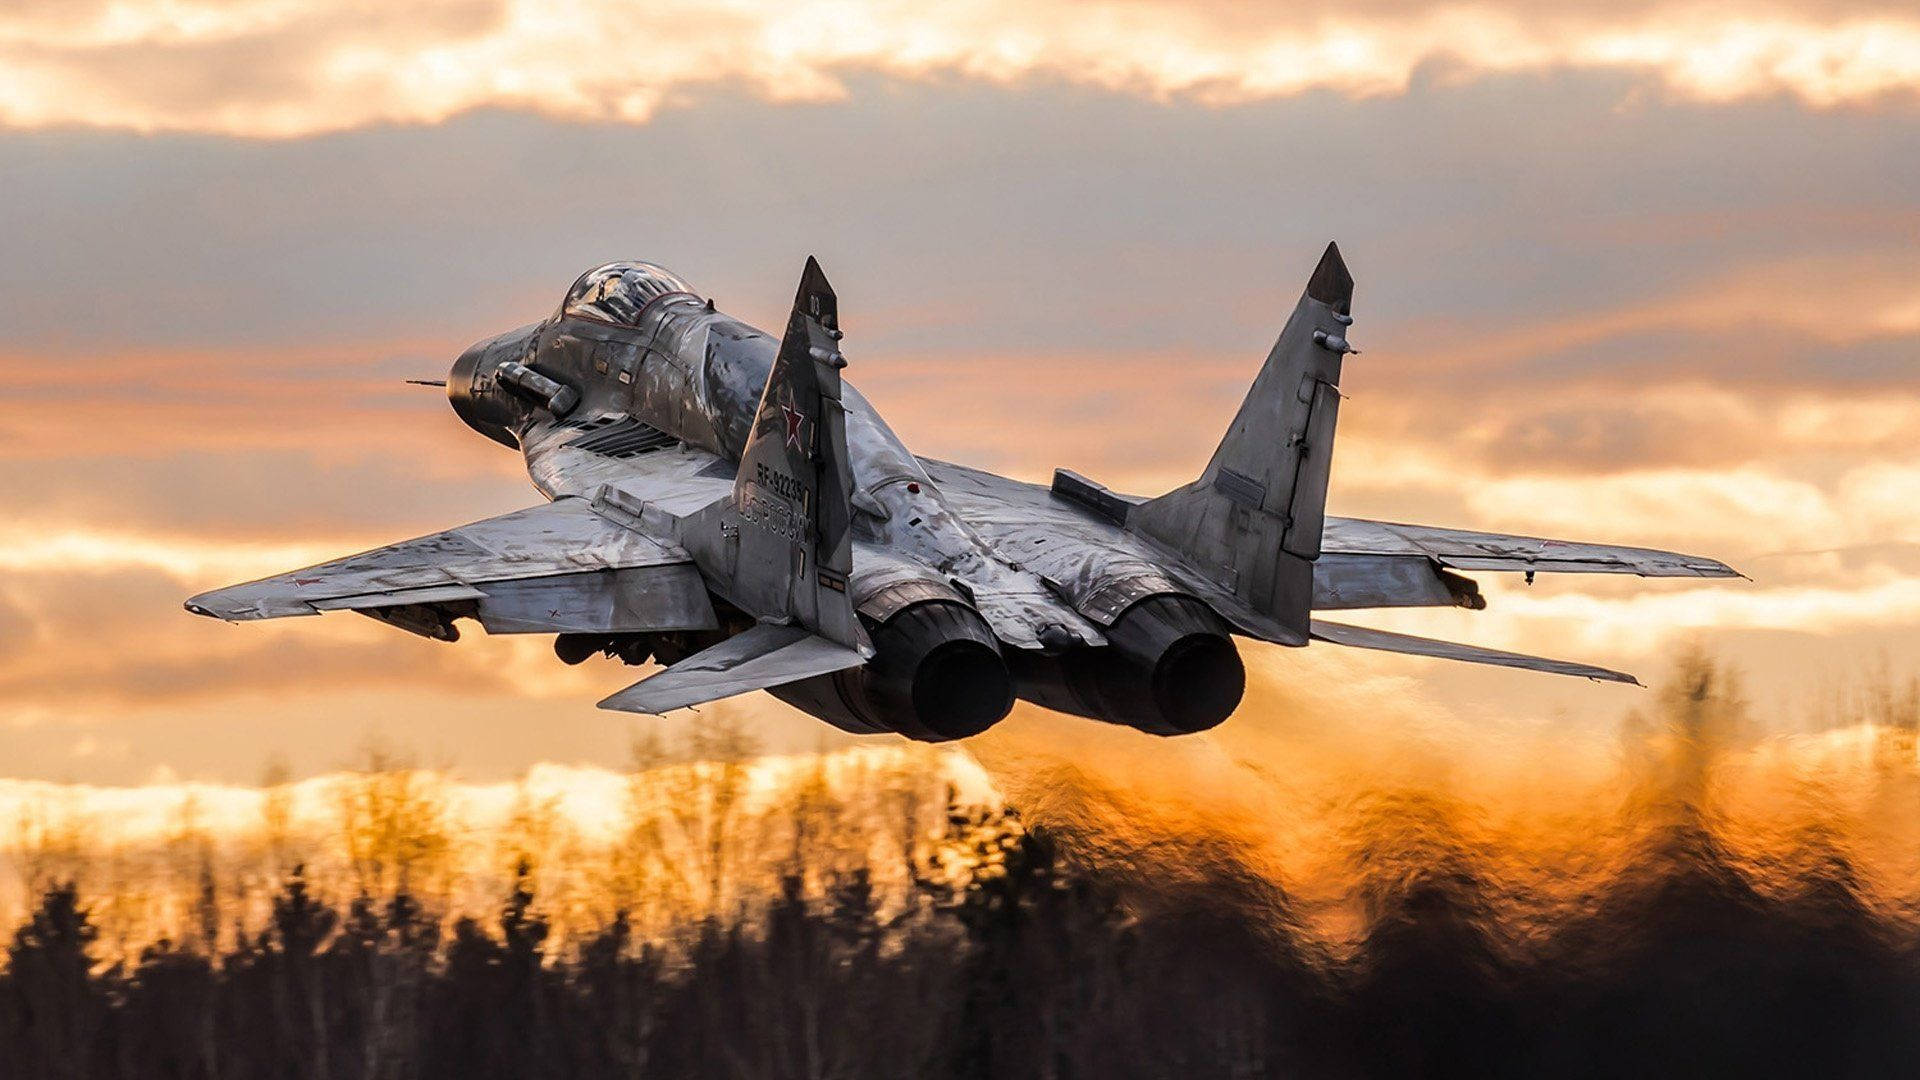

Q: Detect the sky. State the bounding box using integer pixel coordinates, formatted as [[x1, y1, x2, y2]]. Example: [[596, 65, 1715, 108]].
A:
[[2, 0, 1919, 784]]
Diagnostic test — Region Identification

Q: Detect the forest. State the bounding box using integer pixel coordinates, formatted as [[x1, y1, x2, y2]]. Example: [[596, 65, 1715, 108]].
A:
[[7, 654, 1920, 1078]]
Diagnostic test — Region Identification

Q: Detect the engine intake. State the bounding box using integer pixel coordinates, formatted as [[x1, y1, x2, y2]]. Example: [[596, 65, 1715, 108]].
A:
[[771, 601, 1013, 742], [1011, 594, 1245, 735]]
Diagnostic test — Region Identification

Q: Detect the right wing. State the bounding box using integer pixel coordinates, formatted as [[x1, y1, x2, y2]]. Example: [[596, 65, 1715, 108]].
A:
[[184, 496, 716, 640], [1314, 517, 1740, 611], [1322, 517, 1740, 577]]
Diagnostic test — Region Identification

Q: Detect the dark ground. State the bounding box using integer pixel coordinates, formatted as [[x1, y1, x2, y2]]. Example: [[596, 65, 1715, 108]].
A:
[[4, 795, 1918, 1080]]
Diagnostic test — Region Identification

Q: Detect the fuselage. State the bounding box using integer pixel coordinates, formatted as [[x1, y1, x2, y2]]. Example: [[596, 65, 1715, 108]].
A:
[[442, 261, 1243, 736]]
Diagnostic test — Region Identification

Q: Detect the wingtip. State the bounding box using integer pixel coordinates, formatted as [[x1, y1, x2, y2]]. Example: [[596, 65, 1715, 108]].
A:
[[1592, 661, 1643, 686], [1688, 556, 1744, 580], [1306, 241, 1354, 312]]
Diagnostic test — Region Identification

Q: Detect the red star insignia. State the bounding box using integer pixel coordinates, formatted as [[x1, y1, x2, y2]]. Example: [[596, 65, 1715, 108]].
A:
[[782, 401, 807, 452]]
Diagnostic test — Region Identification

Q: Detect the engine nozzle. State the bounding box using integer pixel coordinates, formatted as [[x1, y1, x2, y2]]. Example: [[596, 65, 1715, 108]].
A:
[[1011, 594, 1245, 735], [771, 601, 1014, 742]]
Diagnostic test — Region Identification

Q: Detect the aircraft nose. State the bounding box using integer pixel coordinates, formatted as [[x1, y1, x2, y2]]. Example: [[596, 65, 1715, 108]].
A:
[[448, 323, 540, 448]]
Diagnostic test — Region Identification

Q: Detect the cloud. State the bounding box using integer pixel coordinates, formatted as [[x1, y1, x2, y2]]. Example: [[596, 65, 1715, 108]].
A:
[[0, 561, 615, 718], [2, 1, 1919, 136], [0, 527, 345, 581], [1358, 573, 1920, 660], [1376, 250, 1920, 379]]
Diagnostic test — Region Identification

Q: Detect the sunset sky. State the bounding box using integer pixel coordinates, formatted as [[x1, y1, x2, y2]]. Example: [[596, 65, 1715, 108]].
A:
[[3, 0, 1918, 785]]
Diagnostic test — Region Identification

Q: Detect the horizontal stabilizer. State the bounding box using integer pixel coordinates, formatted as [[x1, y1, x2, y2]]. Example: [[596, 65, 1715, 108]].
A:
[[598, 622, 866, 715], [1310, 619, 1639, 685]]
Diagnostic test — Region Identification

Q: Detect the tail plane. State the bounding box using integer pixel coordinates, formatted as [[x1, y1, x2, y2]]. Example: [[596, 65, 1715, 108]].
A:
[[611, 257, 869, 715], [1130, 241, 1353, 643]]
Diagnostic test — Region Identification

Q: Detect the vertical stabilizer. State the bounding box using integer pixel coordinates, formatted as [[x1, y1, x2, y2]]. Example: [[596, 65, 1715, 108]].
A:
[[1129, 242, 1353, 642], [692, 257, 863, 650]]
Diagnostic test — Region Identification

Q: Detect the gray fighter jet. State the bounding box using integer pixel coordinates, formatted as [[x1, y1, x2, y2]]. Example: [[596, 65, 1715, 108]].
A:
[[186, 246, 1738, 739]]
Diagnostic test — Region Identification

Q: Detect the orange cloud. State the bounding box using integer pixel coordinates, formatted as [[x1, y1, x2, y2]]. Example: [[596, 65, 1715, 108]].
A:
[[1361, 575, 1920, 656], [2, 2, 1919, 136], [1378, 249, 1920, 377]]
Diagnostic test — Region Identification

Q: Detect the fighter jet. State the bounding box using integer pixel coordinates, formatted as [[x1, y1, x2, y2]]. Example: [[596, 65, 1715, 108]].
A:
[[186, 246, 1738, 740]]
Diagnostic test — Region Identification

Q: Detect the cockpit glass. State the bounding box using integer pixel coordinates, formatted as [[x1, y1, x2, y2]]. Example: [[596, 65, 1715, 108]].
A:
[[561, 262, 698, 325]]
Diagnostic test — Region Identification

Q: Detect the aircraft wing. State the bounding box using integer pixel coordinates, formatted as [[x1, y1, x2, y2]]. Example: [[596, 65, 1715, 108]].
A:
[[184, 495, 717, 639], [1322, 517, 1739, 578]]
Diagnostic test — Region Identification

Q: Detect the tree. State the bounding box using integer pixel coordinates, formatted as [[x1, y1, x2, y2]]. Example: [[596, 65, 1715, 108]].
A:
[[2, 883, 107, 1080]]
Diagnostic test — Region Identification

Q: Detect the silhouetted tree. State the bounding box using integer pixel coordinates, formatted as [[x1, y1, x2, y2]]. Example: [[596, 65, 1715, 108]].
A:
[[117, 938, 219, 1080], [929, 805, 1126, 1080], [3, 883, 107, 1080], [9, 665, 1920, 1080]]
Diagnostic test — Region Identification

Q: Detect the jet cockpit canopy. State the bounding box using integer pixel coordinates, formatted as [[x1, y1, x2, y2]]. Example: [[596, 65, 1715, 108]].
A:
[[560, 261, 699, 326]]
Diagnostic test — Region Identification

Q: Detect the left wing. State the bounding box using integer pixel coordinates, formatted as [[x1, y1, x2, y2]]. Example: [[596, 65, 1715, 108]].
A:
[[185, 496, 716, 640], [926, 458, 1727, 683]]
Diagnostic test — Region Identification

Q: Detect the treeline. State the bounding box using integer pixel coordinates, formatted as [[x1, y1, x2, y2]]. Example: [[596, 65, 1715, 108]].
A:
[[9, 656, 1920, 1078], [0, 728, 961, 961], [6, 798, 1920, 1079]]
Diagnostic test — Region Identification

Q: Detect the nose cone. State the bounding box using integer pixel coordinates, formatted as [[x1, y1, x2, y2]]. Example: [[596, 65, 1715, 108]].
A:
[[449, 323, 540, 448]]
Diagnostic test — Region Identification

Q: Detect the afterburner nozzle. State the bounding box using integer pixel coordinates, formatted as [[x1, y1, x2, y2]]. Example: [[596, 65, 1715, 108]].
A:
[[769, 600, 1014, 742], [1009, 594, 1245, 735]]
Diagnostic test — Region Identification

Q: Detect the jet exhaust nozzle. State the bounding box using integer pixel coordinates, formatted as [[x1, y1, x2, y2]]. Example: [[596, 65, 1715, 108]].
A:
[[771, 601, 1013, 742], [1011, 593, 1245, 735]]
